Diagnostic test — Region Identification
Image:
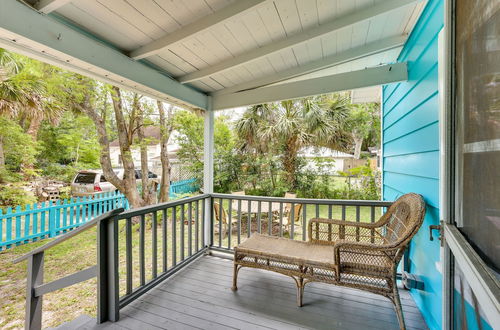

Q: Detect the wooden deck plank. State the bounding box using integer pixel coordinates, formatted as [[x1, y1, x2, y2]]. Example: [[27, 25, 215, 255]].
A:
[[167, 265, 425, 325], [59, 256, 428, 330]]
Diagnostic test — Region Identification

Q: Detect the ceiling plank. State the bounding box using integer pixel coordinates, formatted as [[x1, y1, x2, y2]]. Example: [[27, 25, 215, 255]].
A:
[[212, 63, 408, 110], [35, 0, 72, 14], [179, 0, 421, 84], [0, 0, 208, 109], [130, 0, 266, 60], [211, 35, 406, 96]]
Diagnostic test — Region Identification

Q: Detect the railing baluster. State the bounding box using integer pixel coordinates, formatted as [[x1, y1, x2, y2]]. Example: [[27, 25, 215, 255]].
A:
[[302, 204, 307, 241], [201, 199, 205, 248], [290, 203, 295, 240], [218, 198, 223, 248], [172, 206, 177, 266], [268, 201, 272, 236], [371, 206, 376, 243], [257, 201, 261, 234], [340, 205, 346, 239], [125, 217, 132, 295], [356, 206, 360, 242], [152, 211, 158, 279], [227, 199, 232, 249], [195, 201, 199, 252], [247, 199, 251, 238], [279, 202, 284, 237], [162, 209, 167, 272], [139, 214, 145, 286], [237, 199, 242, 244], [188, 202, 192, 256]]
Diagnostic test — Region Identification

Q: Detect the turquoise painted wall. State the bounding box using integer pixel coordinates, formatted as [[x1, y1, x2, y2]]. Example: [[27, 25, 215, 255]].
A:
[[382, 0, 443, 329]]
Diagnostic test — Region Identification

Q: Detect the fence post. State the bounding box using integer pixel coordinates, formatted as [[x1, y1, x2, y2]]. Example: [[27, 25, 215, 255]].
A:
[[25, 252, 44, 330], [97, 214, 119, 323], [48, 201, 56, 238]]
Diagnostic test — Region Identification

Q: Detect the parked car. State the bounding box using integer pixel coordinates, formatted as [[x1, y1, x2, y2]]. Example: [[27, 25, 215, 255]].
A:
[[71, 169, 159, 197]]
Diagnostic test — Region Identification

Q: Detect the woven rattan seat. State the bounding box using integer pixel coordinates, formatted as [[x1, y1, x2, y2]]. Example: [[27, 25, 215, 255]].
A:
[[232, 193, 425, 330], [237, 233, 335, 266]]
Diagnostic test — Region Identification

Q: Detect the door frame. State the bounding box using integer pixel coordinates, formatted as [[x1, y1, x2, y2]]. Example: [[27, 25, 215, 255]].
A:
[[439, 0, 500, 328]]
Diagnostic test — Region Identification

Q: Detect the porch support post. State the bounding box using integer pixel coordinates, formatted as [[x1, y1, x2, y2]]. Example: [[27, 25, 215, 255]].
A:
[[203, 96, 214, 247]]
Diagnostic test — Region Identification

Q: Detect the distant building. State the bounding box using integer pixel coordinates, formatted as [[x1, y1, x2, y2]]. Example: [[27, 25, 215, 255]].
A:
[[109, 127, 180, 175], [298, 147, 366, 174]]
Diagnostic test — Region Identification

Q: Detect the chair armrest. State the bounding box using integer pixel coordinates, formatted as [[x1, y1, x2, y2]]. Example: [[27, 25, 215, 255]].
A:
[[333, 240, 401, 269], [308, 218, 383, 245]]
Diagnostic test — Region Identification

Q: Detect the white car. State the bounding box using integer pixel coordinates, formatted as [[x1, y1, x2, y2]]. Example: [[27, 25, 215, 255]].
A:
[[71, 169, 159, 197]]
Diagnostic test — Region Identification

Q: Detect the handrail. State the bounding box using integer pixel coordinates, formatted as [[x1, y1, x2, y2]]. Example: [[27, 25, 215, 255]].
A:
[[116, 194, 210, 218], [211, 193, 393, 206], [13, 208, 124, 263]]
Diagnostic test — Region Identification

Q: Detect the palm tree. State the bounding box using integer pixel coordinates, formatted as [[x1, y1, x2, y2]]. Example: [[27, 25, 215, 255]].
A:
[[235, 94, 351, 188], [0, 49, 61, 172]]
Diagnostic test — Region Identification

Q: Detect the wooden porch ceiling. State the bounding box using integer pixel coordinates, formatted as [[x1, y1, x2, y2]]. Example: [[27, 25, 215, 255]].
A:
[[1, 0, 425, 110]]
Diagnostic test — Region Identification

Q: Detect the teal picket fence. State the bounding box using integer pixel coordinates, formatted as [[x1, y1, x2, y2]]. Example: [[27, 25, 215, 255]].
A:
[[0, 191, 129, 250], [169, 178, 200, 198]]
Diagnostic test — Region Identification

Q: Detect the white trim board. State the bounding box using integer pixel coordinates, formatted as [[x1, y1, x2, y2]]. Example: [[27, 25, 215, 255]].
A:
[[212, 63, 408, 110]]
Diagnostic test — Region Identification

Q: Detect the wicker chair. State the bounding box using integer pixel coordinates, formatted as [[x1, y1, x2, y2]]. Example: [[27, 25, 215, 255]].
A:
[[213, 201, 237, 236], [232, 193, 425, 330]]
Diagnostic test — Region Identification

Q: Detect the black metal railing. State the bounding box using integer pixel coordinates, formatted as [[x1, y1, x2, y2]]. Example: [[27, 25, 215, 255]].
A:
[[16, 193, 393, 329], [99, 194, 211, 320], [210, 193, 393, 251]]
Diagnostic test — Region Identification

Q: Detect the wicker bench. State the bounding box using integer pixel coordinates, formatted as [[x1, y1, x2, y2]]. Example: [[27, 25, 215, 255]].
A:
[[232, 193, 425, 330]]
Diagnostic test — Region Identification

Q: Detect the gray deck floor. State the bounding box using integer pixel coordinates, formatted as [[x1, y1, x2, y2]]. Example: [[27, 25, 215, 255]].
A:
[[66, 255, 428, 330]]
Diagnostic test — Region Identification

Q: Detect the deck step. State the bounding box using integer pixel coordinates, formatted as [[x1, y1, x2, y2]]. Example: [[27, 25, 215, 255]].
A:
[[49, 315, 94, 330]]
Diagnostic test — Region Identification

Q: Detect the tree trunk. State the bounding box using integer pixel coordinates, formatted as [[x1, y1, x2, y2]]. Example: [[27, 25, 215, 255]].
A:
[[353, 134, 363, 159], [136, 97, 156, 205], [26, 115, 43, 140], [110, 87, 143, 208], [282, 137, 299, 189], [157, 101, 173, 203]]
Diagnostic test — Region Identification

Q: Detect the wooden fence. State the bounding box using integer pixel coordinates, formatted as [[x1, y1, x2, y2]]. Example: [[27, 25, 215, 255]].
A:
[[0, 191, 129, 250]]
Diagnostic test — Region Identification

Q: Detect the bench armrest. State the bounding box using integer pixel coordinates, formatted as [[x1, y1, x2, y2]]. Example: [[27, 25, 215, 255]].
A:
[[308, 218, 384, 245], [333, 240, 403, 268]]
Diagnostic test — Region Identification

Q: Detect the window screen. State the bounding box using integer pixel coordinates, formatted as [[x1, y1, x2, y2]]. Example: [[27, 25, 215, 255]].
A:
[[455, 0, 500, 272]]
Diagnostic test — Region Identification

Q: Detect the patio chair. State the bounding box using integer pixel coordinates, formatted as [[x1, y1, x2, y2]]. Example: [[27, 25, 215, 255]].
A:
[[232, 193, 425, 330], [281, 192, 302, 232], [213, 201, 238, 236]]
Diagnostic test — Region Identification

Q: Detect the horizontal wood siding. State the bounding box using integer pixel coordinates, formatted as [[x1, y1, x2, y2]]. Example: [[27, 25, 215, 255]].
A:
[[382, 0, 443, 329]]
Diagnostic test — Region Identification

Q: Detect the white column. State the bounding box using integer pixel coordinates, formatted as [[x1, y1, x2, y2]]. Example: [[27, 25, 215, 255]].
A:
[[203, 96, 214, 247]]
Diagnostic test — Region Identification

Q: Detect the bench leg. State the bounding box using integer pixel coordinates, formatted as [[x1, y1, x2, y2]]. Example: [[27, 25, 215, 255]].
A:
[[231, 263, 239, 291], [294, 277, 305, 307]]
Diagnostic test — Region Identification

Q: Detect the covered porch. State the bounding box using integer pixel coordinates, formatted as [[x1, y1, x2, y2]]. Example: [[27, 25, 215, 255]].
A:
[[4, 0, 494, 329]]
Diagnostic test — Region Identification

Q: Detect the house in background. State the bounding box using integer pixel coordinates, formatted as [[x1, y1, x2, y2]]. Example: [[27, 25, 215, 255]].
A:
[[298, 146, 366, 174], [109, 126, 181, 175]]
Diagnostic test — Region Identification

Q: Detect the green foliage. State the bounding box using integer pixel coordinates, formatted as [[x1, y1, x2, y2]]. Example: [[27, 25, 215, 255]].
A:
[[0, 185, 36, 208], [0, 116, 38, 172], [38, 112, 100, 169], [174, 110, 238, 192]]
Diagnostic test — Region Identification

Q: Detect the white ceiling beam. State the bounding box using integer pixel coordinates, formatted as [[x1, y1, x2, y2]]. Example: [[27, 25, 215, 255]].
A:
[[35, 0, 72, 14], [130, 0, 266, 60], [178, 0, 421, 84], [211, 35, 406, 96], [212, 63, 408, 110]]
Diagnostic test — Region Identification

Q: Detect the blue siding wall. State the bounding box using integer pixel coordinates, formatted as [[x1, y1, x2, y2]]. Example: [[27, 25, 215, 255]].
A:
[[382, 1, 443, 329]]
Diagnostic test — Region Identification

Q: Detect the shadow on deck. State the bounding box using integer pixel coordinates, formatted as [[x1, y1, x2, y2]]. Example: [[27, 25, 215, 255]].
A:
[[56, 255, 428, 330]]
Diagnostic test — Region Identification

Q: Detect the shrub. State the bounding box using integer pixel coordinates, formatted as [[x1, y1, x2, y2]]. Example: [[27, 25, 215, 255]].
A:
[[0, 185, 37, 209]]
